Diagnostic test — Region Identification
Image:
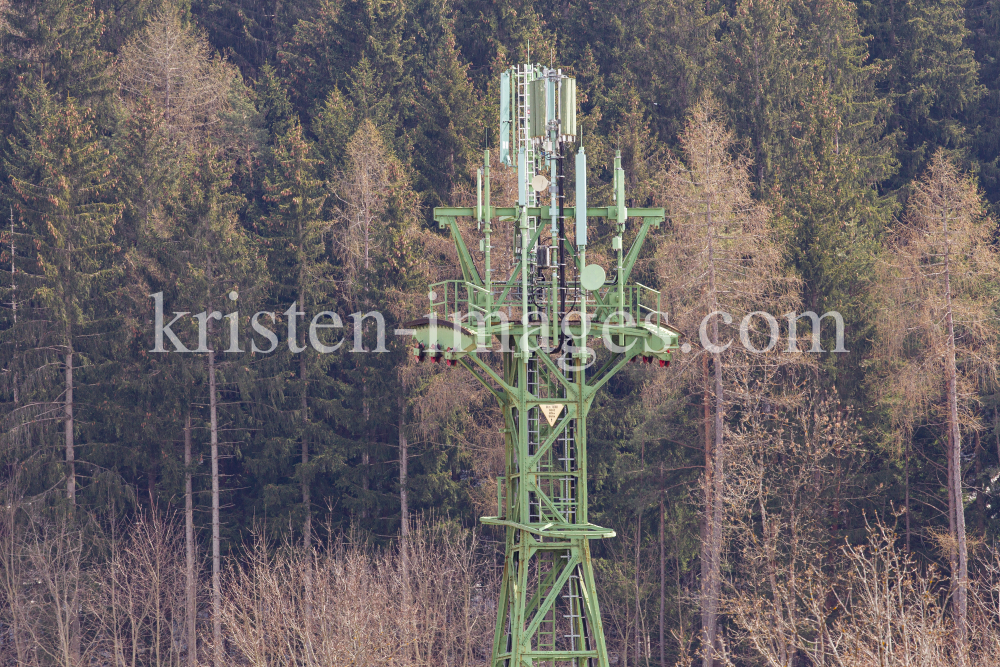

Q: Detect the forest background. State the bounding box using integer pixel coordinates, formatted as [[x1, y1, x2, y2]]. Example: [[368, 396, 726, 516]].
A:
[[3, 0, 1000, 665]]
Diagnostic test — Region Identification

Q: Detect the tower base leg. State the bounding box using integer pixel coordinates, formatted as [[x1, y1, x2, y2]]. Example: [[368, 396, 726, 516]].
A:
[[491, 532, 610, 667]]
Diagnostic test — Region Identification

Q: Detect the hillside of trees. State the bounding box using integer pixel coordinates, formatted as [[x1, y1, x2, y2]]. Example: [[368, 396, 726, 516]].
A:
[[3, 0, 1000, 665]]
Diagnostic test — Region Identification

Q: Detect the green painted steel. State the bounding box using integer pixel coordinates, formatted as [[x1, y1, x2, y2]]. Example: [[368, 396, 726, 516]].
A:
[[407, 62, 678, 667]]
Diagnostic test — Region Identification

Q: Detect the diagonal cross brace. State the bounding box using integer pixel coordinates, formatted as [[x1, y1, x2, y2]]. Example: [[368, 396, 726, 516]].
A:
[[521, 553, 581, 643]]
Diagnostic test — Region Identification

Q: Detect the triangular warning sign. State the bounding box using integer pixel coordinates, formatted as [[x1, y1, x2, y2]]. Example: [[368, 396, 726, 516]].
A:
[[540, 404, 565, 427]]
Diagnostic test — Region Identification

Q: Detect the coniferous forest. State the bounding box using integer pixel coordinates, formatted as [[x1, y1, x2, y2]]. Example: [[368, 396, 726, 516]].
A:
[[4, 0, 1000, 665]]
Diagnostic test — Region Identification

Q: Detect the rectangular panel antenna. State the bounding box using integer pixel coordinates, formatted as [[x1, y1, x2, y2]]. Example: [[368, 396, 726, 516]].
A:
[[500, 70, 512, 165]]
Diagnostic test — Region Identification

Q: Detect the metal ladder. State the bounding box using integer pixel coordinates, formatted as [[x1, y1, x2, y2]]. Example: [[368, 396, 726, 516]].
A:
[[527, 359, 540, 523], [557, 555, 584, 653], [516, 64, 537, 211], [557, 417, 576, 524], [536, 551, 558, 660], [516, 64, 540, 292]]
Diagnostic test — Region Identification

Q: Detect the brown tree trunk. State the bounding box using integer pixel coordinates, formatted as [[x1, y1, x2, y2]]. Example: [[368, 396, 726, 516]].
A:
[[905, 436, 911, 554], [702, 353, 711, 547], [209, 344, 221, 665], [659, 464, 665, 667], [974, 430, 984, 535], [635, 509, 642, 664], [702, 201, 724, 667], [399, 397, 411, 658], [943, 221, 968, 649], [362, 377, 370, 520], [65, 350, 75, 505], [400, 398, 409, 538], [699, 353, 712, 663], [185, 413, 197, 667], [65, 346, 81, 666], [301, 355, 311, 546], [299, 276, 314, 657]]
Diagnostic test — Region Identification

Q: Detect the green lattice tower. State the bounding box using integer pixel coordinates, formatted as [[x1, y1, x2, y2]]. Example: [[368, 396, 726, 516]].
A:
[[406, 64, 679, 667]]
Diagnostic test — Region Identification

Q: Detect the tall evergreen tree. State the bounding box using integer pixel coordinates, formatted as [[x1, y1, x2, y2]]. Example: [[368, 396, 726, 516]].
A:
[[0, 0, 113, 131], [248, 69, 335, 550], [158, 142, 261, 665], [2, 82, 123, 508], [277, 0, 408, 121], [896, 0, 982, 185], [857, 0, 983, 188], [726, 0, 897, 394], [411, 27, 480, 212], [965, 0, 1000, 207], [451, 0, 543, 88]]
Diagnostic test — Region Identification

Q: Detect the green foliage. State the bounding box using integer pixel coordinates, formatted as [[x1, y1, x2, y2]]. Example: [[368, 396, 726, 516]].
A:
[[965, 0, 1000, 209], [1, 82, 124, 503], [0, 0, 113, 132]]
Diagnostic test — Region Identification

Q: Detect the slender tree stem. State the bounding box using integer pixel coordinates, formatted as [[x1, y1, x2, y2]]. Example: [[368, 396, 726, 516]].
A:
[[185, 412, 197, 667]]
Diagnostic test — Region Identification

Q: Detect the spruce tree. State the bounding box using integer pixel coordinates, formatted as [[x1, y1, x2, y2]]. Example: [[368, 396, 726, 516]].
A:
[[2, 82, 123, 508], [726, 0, 898, 394], [159, 143, 261, 665], [0, 0, 113, 130], [277, 0, 408, 121], [249, 72, 335, 551], [411, 28, 480, 212], [965, 0, 1000, 207], [451, 0, 543, 88], [894, 0, 982, 184]]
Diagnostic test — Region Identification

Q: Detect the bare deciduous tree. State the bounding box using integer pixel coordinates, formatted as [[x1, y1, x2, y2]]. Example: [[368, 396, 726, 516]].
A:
[[90, 511, 187, 667], [725, 378, 861, 667], [332, 119, 409, 286], [117, 8, 228, 143], [875, 151, 1000, 649], [218, 519, 497, 667], [654, 96, 798, 666]]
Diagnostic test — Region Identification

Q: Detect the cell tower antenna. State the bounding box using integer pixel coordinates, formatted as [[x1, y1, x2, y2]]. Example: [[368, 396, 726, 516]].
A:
[[404, 58, 679, 667]]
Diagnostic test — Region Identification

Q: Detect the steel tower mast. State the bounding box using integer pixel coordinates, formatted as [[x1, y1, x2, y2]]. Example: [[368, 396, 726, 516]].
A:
[[407, 62, 679, 667]]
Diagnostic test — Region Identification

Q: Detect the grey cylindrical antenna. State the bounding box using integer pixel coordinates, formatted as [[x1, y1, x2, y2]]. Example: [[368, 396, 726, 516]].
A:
[[576, 146, 587, 246]]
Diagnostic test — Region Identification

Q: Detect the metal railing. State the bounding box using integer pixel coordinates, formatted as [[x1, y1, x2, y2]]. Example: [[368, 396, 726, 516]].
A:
[[428, 279, 666, 329]]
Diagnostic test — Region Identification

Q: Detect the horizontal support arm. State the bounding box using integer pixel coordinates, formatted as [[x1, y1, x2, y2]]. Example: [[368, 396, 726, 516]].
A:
[[435, 206, 665, 220], [479, 517, 616, 539]]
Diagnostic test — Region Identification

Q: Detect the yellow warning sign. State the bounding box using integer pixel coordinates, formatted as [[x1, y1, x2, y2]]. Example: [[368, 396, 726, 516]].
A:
[[540, 404, 565, 427]]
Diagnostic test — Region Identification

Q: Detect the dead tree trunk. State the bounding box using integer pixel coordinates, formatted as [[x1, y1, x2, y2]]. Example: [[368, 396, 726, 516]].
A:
[[65, 349, 74, 505], [635, 509, 643, 664], [702, 201, 725, 667], [659, 464, 665, 667], [943, 226, 968, 648], [399, 397, 410, 658], [905, 436, 911, 554], [185, 412, 197, 666], [975, 430, 984, 535], [299, 273, 315, 656], [362, 377, 370, 520], [209, 336, 221, 665], [399, 401, 408, 538], [64, 343, 82, 667]]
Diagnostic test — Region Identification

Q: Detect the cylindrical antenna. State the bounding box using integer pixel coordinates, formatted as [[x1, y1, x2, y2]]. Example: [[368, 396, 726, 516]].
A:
[[576, 147, 587, 247], [484, 149, 492, 296]]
